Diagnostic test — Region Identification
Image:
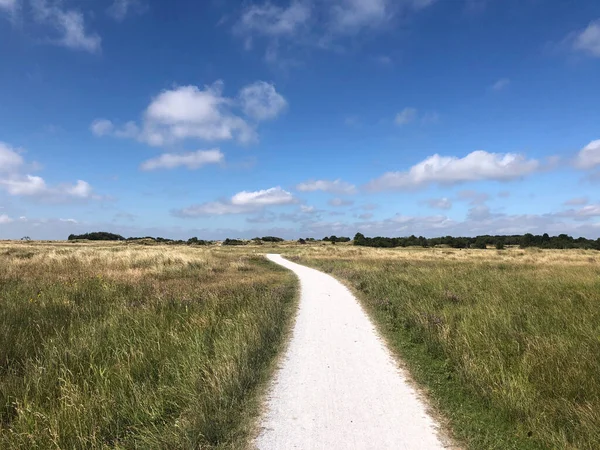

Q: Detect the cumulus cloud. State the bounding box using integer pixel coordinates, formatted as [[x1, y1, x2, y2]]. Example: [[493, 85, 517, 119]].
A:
[[93, 80, 286, 147], [173, 187, 297, 217], [366, 150, 540, 191], [0, 214, 13, 224], [491, 78, 510, 91], [239, 81, 287, 120], [140, 149, 224, 171], [31, 0, 101, 53], [0, 142, 24, 171], [425, 197, 452, 210], [574, 139, 600, 169], [571, 19, 600, 57], [0, 141, 97, 201], [231, 187, 296, 206], [296, 179, 357, 194]]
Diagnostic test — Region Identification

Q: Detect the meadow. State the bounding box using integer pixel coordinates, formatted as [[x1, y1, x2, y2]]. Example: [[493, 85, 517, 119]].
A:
[[0, 241, 297, 449], [290, 245, 600, 449], [2, 239, 599, 449]]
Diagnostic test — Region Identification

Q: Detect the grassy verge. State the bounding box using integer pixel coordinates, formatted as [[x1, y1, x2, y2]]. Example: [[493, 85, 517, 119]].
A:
[[0, 242, 297, 448], [292, 246, 600, 449]]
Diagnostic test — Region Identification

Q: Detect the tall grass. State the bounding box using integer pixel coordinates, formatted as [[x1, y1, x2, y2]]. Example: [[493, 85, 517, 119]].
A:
[[0, 242, 297, 448], [293, 246, 600, 449]]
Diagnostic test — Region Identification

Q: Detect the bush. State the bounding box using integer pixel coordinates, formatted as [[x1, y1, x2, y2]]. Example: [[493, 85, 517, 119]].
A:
[[261, 236, 284, 243], [68, 232, 124, 241], [223, 238, 246, 246]]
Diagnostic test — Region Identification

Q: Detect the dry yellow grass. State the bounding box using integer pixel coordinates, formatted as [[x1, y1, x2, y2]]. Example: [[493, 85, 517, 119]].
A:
[[289, 244, 600, 449], [0, 241, 297, 449]]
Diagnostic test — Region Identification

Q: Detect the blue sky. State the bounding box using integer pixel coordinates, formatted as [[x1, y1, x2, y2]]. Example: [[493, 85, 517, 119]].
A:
[[1, 0, 600, 240]]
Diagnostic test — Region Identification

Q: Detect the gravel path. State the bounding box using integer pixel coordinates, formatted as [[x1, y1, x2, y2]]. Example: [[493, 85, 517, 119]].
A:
[[254, 254, 447, 450]]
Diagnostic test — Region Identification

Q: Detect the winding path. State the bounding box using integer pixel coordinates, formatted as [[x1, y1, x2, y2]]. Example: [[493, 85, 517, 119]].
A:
[[255, 254, 447, 450]]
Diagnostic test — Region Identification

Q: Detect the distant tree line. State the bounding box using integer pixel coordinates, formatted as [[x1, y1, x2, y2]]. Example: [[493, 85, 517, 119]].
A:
[[322, 236, 351, 243], [67, 232, 213, 245], [68, 232, 125, 241], [353, 232, 600, 250]]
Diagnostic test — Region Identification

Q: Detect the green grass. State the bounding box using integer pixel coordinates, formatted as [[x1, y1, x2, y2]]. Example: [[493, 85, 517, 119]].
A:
[[293, 248, 600, 449], [0, 243, 297, 448]]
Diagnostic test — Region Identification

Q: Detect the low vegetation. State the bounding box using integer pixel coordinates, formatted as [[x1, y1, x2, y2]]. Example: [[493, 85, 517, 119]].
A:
[[0, 242, 297, 448], [354, 232, 600, 250], [292, 246, 600, 449]]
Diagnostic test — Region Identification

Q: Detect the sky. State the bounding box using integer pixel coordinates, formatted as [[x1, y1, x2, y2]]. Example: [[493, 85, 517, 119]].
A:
[[1, 0, 600, 240]]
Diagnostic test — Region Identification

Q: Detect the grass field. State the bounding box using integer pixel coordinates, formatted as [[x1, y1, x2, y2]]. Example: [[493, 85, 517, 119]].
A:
[[0, 241, 297, 449], [291, 245, 600, 449], [2, 240, 599, 449]]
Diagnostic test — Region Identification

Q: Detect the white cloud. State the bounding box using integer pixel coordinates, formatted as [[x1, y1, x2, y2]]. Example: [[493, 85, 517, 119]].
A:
[[231, 186, 296, 206], [237, 2, 310, 37], [328, 198, 354, 207], [1, 175, 47, 196], [108, 0, 144, 21], [140, 149, 224, 171], [0, 214, 13, 224], [425, 197, 452, 210], [564, 197, 588, 206], [234, 0, 436, 62], [0, 142, 24, 172], [491, 78, 510, 91], [574, 139, 600, 169], [90, 119, 114, 136], [296, 179, 357, 194], [32, 0, 101, 53], [174, 186, 297, 217], [394, 107, 417, 125], [1, 175, 93, 200], [557, 204, 600, 219], [367, 150, 540, 191], [0, 141, 97, 201], [239, 81, 287, 120], [572, 19, 600, 57], [331, 0, 389, 31], [59, 218, 78, 224], [94, 80, 286, 147], [65, 180, 93, 198]]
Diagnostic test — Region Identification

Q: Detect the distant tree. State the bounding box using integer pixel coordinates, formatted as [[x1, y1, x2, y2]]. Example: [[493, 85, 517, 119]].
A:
[[223, 238, 246, 246], [472, 238, 487, 249], [298, 238, 307, 245], [68, 232, 124, 241], [21, 236, 31, 241], [261, 236, 284, 242], [495, 241, 505, 250]]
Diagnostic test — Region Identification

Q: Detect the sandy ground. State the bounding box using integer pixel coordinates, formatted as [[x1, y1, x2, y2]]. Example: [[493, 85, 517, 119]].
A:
[[254, 254, 447, 450]]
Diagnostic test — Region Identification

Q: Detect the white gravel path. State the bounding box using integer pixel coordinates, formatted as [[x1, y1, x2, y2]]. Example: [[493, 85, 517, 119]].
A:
[[254, 254, 447, 450]]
